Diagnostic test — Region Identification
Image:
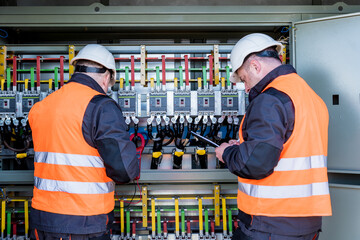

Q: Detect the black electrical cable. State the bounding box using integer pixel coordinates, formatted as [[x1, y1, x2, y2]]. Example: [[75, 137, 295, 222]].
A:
[[119, 179, 141, 211], [3, 139, 30, 153]]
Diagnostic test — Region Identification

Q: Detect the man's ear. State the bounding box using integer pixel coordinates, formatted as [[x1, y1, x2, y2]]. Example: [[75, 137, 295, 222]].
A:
[[250, 59, 261, 74]]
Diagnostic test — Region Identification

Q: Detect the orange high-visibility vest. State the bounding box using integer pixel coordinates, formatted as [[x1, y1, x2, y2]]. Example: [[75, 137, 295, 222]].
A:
[[29, 82, 115, 216], [237, 73, 332, 217]]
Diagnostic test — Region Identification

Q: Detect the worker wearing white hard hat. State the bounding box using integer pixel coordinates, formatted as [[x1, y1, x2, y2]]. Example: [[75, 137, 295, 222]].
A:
[[215, 33, 331, 240], [71, 44, 117, 87], [29, 44, 139, 239]]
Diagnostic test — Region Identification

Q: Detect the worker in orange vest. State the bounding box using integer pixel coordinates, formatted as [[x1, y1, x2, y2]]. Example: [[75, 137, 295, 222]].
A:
[[215, 33, 331, 240], [29, 44, 139, 240]]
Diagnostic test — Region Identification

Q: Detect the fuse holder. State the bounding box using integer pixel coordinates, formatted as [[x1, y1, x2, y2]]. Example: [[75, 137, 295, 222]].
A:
[[196, 149, 206, 156], [152, 152, 162, 158], [16, 153, 27, 159], [174, 151, 184, 157]]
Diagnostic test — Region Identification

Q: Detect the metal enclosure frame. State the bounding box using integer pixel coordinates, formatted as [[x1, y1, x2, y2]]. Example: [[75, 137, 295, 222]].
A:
[[1, 3, 360, 240]]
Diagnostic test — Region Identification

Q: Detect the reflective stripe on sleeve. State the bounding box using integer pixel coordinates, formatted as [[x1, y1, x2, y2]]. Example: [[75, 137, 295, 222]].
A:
[[34, 177, 115, 194], [238, 182, 329, 199], [35, 152, 104, 168], [274, 155, 327, 171]]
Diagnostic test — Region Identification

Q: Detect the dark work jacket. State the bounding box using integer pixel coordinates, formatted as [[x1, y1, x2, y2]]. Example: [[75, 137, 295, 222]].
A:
[[30, 73, 139, 234], [222, 65, 322, 236]]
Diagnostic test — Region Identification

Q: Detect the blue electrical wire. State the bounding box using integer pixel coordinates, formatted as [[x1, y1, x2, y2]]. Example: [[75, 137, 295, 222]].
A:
[[0, 187, 5, 199], [281, 26, 291, 33], [0, 29, 8, 38]]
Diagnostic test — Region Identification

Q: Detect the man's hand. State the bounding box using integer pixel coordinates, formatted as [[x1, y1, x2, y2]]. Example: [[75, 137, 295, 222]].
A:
[[215, 142, 231, 163], [228, 139, 240, 146]]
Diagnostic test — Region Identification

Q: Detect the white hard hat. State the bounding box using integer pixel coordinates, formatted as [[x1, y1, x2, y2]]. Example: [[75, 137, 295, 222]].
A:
[[230, 33, 283, 83], [70, 44, 116, 86]]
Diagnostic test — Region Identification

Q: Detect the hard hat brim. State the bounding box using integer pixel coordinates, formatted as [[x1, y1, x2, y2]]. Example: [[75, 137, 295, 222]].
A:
[[230, 72, 241, 83]]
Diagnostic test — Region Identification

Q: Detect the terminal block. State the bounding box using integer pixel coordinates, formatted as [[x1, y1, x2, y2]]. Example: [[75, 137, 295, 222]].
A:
[[0, 91, 17, 117], [118, 91, 138, 116], [148, 91, 167, 115], [220, 90, 240, 115], [197, 90, 215, 114], [173, 91, 191, 114], [20, 91, 40, 115]]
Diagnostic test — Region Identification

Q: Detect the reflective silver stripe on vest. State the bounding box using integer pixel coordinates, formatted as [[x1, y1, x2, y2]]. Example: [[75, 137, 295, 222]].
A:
[[34, 177, 115, 194], [35, 152, 104, 168], [238, 182, 329, 199], [274, 155, 327, 171]]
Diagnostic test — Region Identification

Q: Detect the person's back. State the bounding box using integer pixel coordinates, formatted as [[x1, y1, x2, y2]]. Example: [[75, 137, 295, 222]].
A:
[[29, 44, 139, 240]]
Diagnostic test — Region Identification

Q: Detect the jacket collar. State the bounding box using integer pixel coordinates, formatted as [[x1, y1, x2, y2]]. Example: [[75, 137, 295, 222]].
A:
[[249, 64, 296, 102], [68, 73, 106, 94]]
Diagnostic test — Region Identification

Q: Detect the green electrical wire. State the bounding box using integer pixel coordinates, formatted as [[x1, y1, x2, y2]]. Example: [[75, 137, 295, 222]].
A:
[[179, 66, 183, 87], [6, 68, 11, 90], [204, 209, 209, 234], [202, 66, 207, 88], [181, 208, 185, 235], [30, 67, 35, 90], [126, 210, 130, 235], [156, 66, 160, 87], [157, 208, 161, 235], [228, 209, 232, 233], [226, 66, 231, 87], [6, 211, 11, 237], [54, 67, 59, 89], [125, 66, 130, 87]]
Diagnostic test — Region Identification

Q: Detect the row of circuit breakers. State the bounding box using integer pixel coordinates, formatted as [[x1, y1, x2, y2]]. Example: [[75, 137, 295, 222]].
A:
[[0, 81, 245, 130]]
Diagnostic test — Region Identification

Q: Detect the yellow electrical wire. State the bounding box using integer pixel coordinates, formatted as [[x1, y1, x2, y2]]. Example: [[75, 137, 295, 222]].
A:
[[48, 79, 53, 91], [174, 77, 178, 89], [151, 198, 156, 235], [198, 198, 203, 233], [120, 78, 124, 90], [1, 79, 5, 91], [222, 198, 227, 233], [1, 200, 5, 236], [120, 200, 125, 235], [175, 198, 179, 234], [150, 77, 155, 89], [24, 200, 29, 238], [25, 79, 29, 91], [221, 77, 225, 89]]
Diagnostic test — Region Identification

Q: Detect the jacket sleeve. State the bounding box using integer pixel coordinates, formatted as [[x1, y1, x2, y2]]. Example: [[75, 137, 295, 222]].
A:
[[222, 91, 293, 180], [83, 95, 139, 183]]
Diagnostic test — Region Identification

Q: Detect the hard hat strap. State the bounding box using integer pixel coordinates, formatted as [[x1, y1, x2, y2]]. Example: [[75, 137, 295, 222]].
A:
[[255, 50, 280, 61], [75, 65, 108, 74]]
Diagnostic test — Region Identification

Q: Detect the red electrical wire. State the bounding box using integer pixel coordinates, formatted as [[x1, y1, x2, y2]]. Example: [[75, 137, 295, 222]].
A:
[[208, 55, 213, 86], [162, 55, 166, 86], [60, 56, 64, 87], [7, 57, 63, 61], [166, 57, 182, 60], [12, 56, 17, 88], [187, 220, 191, 234], [163, 221, 168, 234], [189, 57, 205, 60], [132, 221, 136, 235], [36, 56, 41, 87], [131, 55, 135, 87], [12, 222, 17, 236], [184, 55, 189, 86], [210, 219, 215, 234], [234, 219, 238, 230]]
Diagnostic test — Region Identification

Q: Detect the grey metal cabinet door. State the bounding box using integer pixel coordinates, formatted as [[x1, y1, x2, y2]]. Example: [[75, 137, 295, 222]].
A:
[[293, 13, 360, 171], [293, 13, 360, 240]]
